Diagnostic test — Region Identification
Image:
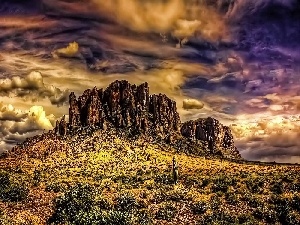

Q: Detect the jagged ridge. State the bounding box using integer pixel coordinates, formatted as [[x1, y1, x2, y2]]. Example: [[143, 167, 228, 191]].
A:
[[59, 80, 180, 136], [10, 80, 241, 160]]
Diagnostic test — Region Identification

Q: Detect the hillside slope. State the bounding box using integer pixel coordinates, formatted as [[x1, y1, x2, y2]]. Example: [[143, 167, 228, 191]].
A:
[[1, 137, 300, 224]]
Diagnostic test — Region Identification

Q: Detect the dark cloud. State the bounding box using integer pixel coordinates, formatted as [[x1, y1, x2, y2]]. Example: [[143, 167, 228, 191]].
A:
[[238, 141, 300, 163], [0, 0, 42, 15], [230, 0, 300, 63]]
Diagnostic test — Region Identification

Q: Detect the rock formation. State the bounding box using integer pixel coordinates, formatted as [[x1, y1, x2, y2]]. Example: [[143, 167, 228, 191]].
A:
[[49, 80, 241, 159], [181, 117, 241, 159], [66, 80, 180, 135], [57, 115, 67, 136]]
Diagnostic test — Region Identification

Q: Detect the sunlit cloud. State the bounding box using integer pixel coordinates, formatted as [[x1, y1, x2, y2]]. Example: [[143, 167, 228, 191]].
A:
[[91, 0, 229, 42], [230, 113, 300, 162], [0, 71, 70, 106], [0, 103, 56, 152], [183, 99, 204, 110], [52, 41, 80, 59]]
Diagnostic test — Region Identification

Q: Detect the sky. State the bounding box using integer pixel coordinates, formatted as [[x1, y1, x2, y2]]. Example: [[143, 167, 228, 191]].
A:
[[0, 0, 300, 163]]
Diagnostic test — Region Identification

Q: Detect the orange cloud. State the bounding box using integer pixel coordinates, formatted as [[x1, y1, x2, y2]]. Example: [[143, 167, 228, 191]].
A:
[[92, 0, 229, 42]]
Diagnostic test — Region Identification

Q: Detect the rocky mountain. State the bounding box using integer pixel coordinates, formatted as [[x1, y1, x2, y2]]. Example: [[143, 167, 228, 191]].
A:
[[9, 80, 241, 160], [67, 80, 180, 135], [181, 118, 240, 159]]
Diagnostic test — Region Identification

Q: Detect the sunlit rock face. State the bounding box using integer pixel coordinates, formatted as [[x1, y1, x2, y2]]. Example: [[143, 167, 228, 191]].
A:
[[181, 117, 241, 159], [65, 80, 181, 135]]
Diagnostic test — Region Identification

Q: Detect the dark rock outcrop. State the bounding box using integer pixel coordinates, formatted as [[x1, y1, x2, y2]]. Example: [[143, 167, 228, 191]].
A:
[[53, 80, 240, 159], [67, 80, 180, 135], [181, 117, 241, 159], [57, 115, 67, 136], [69, 92, 81, 128]]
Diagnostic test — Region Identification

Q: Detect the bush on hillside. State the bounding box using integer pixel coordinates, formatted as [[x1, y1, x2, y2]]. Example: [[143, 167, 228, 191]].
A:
[[48, 183, 135, 225], [115, 193, 137, 212], [212, 175, 236, 193], [246, 176, 264, 193], [0, 171, 29, 202], [155, 203, 177, 221], [191, 200, 208, 214]]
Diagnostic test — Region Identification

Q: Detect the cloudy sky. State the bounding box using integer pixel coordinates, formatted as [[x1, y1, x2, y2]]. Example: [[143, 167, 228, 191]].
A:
[[0, 0, 300, 163]]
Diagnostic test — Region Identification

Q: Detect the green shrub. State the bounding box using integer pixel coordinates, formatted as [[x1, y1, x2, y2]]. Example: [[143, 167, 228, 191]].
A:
[[0, 171, 29, 202], [53, 208, 131, 225], [291, 182, 300, 192], [115, 193, 137, 212], [98, 197, 113, 210], [154, 173, 173, 185], [253, 206, 277, 224], [270, 182, 284, 194], [45, 182, 68, 193], [0, 171, 9, 188], [135, 209, 153, 225], [263, 208, 277, 224], [166, 189, 188, 202], [191, 200, 208, 214], [246, 176, 264, 193], [212, 175, 236, 193], [270, 195, 295, 224], [237, 213, 255, 224], [291, 194, 300, 211], [104, 210, 131, 225], [242, 194, 262, 208], [184, 175, 200, 188], [225, 192, 238, 205], [283, 212, 300, 225], [200, 210, 238, 225], [151, 190, 168, 204], [1, 184, 29, 202], [200, 178, 210, 188], [48, 182, 130, 224], [252, 207, 264, 220], [48, 183, 100, 224], [209, 195, 221, 211], [155, 203, 177, 221], [94, 173, 105, 181]]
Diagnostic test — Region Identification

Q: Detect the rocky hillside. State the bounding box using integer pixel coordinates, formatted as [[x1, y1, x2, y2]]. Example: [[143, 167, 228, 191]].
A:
[[9, 80, 241, 160], [1, 126, 300, 225]]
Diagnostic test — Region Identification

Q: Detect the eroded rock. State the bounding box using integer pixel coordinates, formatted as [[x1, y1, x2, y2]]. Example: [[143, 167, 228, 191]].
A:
[[181, 117, 241, 159], [67, 80, 180, 135]]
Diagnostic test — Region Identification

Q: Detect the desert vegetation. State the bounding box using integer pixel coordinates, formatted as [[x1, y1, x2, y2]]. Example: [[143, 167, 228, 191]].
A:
[[0, 136, 300, 224]]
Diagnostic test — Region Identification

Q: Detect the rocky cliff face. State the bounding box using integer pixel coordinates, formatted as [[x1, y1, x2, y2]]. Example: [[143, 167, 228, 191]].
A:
[[52, 80, 241, 159], [59, 80, 180, 136], [181, 117, 241, 159]]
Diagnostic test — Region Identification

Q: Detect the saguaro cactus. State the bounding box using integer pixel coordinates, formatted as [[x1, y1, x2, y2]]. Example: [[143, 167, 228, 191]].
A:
[[172, 156, 178, 184]]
